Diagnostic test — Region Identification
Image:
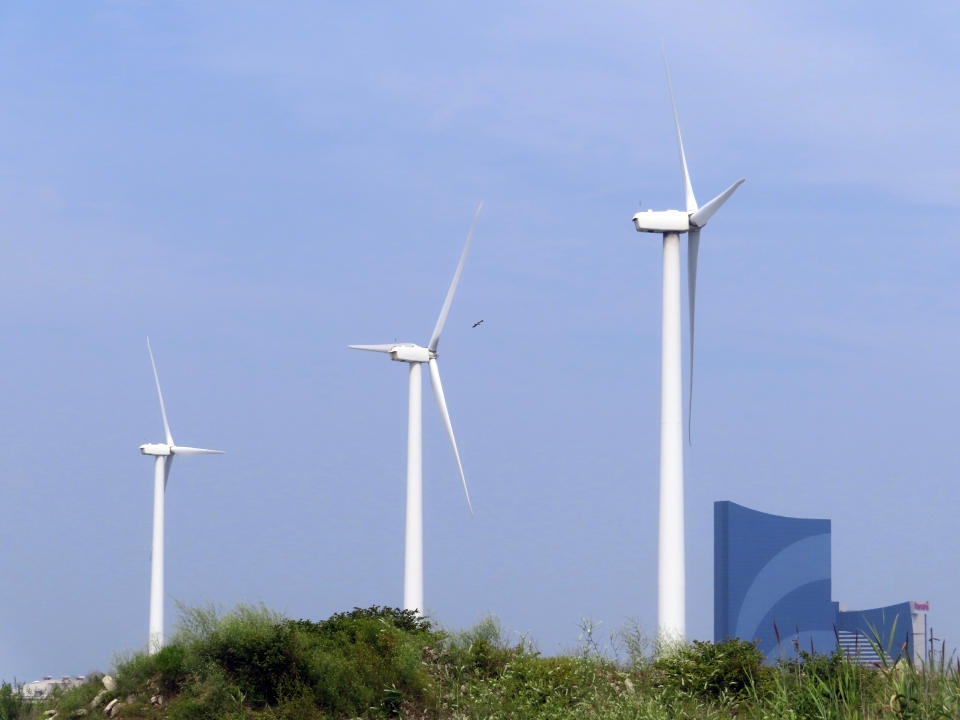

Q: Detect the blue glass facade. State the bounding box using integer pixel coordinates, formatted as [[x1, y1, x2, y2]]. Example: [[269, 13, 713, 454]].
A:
[[714, 501, 925, 663]]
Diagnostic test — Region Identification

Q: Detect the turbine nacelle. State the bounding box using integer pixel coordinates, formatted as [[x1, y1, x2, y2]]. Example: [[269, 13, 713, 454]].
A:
[[390, 344, 433, 363], [348, 343, 435, 364], [631, 177, 745, 235], [140, 443, 171, 456], [141, 442, 225, 456], [632, 209, 691, 234]]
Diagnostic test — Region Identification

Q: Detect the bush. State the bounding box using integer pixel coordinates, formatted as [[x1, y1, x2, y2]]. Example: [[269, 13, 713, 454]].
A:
[[113, 603, 439, 718], [265, 688, 325, 720], [113, 650, 161, 698], [0, 683, 23, 720], [47, 678, 106, 718], [193, 606, 300, 706], [442, 616, 514, 679], [652, 638, 770, 705], [155, 644, 189, 693], [294, 606, 435, 717], [290, 605, 432, 637], [493, 654, 610, 709], [166, 695, 216, 720]]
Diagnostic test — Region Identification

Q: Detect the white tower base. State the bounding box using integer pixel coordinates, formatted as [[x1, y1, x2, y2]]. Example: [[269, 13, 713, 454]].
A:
[[658, 231, 685, 644], [148, 455, 165, 654], [404, 362, 424, 613]]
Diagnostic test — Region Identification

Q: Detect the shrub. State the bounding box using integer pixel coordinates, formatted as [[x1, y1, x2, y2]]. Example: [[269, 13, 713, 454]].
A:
[[113, 650, 161, 698], [191, 605, 300, 707], [295, 606, 436, 717], [652, 638, 770, 705], [155, 643, 189, 693], [125, 603, 440, 718], [47, 677, 106, 718], [290, 605, 432, 637], [0, 683, 23, 720], [442, 616, 514, 679], [166, 695, 216, 720], [616, 618, 655, 670], [266, 687, 325, 720]]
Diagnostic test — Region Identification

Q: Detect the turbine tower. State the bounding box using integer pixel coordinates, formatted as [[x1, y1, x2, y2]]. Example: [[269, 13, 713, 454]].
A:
[[140, 338, 224, 654], [632, 61, 744, 642], [349, 204, 480, 613]]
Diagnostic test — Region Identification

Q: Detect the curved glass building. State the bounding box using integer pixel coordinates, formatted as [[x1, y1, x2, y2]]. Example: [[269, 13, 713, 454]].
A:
[[714, 501, 927, 663]]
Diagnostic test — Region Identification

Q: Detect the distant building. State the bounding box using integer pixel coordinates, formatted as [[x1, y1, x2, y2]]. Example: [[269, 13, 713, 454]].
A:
[[20, 676, 86, 700], [714, 501, 927, 664]]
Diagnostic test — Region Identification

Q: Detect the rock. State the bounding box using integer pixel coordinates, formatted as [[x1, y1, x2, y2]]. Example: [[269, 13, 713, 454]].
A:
[[150, 694, 163, 706], [43, 711, 57, 719], [101, 675, 117, 692], [104, 699, 120, 717], [89, 690, 108, 708]]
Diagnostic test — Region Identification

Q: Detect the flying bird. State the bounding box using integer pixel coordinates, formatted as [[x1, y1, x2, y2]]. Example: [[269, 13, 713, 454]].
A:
[[472, 320, 484, 328]]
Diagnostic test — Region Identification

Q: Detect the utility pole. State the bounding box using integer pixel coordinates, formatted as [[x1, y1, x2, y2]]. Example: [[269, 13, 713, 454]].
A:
[[929, 627, 941, 665]]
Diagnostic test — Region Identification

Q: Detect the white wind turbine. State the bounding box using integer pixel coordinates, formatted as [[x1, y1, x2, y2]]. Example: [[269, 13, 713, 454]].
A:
[[631, 60, 744, 642], [349, 204, 481, 614], [139, 338, 224, 654]]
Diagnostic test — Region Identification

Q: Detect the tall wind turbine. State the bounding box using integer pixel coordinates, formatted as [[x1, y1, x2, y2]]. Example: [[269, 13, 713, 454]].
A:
[[632, 61, 744, 643], [139, 338, 224, 654], [349, 204, 481, 614]]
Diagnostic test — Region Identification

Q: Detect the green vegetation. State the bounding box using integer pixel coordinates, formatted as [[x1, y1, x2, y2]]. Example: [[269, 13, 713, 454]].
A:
[[0, 682, 26, 720], [6, 604, 959, 719]]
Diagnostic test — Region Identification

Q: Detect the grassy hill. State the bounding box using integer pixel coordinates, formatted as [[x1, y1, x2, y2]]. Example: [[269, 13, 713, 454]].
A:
[[2, 604, 957, 719]]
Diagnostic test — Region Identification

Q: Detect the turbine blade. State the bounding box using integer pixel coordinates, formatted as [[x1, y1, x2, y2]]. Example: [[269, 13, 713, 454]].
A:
[[689, 179, 745, 228], [428, 203, 482, 353], [147, 337, 174, 446], [163, 456, 173, 490], [663, 53, 698, 214], [687, 229, 700, 445], [348, 344, 396, 353], [171, 446, 225, 456], [427, 358, 473, 515]]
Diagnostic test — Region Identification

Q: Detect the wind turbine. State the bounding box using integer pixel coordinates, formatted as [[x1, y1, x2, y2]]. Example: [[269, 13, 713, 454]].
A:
[[631, 60, 744, 643], [349, 204, 481, 614], [139, 338, 224, 654]]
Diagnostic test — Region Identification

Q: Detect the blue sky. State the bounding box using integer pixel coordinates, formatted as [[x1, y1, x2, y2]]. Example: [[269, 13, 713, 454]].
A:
[[1, 1, 958, 680]]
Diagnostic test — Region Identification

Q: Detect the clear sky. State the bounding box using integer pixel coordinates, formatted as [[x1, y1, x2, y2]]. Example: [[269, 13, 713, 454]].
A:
[[1, 1, 958, 681]]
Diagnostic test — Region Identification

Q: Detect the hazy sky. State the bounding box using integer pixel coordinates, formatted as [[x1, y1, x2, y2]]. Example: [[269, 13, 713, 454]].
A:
[[2, 1, 958, 680]]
